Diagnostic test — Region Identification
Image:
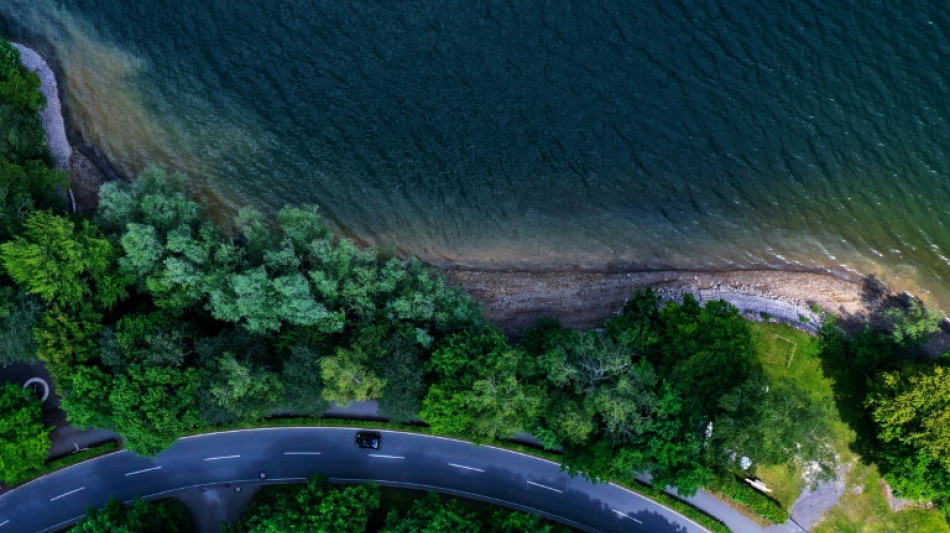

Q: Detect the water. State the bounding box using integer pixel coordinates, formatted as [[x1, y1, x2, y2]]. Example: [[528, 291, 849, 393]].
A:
[[3, 0, 950, 307]]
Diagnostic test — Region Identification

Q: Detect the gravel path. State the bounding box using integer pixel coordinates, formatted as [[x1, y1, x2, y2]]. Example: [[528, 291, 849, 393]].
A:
[[13, 43, 72, 169]]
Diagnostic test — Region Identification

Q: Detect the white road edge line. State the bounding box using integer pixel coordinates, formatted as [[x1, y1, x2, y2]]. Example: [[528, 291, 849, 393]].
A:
[[125, 466, 162, 477], [203, 455, 240, 461], [283, 451, 322, 456], [448, 463, 484, 472], [50, 487, 85, 502], [0, 519, 9, 527], [526, 481, 562, 493], [368, 453, 405, 460], [612, 509, 643, 524]]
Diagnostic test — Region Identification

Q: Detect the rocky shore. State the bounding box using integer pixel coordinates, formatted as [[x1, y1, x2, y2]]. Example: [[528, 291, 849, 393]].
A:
[[445, 267, 885, 335], [14, 42, 108, 212]]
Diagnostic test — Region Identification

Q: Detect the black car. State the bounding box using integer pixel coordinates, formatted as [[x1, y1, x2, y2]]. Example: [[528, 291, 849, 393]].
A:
[[355, 431, 381, 450]]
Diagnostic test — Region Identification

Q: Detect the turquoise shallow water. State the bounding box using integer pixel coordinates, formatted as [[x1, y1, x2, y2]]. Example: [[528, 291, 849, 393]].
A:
[[4, 1, 950, 305]]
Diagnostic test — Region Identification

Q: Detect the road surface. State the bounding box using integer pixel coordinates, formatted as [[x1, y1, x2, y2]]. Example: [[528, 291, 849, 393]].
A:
[[0, 427, 711, 533]]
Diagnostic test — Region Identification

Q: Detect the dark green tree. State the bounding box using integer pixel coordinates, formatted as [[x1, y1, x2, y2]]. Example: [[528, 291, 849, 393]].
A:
[[421, 326, 545, 440], [228, 477, 379, 533], [381, 493, 481, 533], [69, 498, 192, 533]]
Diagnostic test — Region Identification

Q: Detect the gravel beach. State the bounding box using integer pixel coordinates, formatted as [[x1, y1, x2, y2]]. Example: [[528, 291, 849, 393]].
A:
[[446, 267, 880, 335], [13, 43, 71, 169]]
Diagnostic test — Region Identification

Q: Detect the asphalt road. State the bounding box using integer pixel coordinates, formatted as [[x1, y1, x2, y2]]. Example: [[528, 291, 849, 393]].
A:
[[0, 427, 709, 533]]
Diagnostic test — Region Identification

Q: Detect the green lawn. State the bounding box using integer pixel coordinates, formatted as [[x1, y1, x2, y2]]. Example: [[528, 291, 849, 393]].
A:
[[813, 462, 950, 533], [749, 323, 950, 532], [749, 322, 854, 509]]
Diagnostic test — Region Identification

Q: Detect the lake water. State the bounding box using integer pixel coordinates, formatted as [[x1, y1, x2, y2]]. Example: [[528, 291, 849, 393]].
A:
[[4, 0, 950, 307]]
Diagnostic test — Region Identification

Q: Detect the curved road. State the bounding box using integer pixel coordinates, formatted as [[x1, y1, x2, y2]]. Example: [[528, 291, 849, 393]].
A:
[[0, 428, 709, 533]]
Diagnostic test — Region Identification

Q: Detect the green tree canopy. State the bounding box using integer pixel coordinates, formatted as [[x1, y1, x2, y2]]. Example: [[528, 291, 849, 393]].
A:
[[1, 212, 127, 309], [381, 493, 482, 533], [228, 477, 379, 533], [69, 498, 192, 533], [110, 364, 204, 456], [421, 326, 545, 440], [0, 383, 50, 483], [869, 365, 950, 471]]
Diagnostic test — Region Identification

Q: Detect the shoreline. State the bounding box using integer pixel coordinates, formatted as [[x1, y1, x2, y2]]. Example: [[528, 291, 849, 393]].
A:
[[13, 42, 113, 212], [12, 43, 71, 169], [13, 42, 899, 336], [444, 267, 882, 335]]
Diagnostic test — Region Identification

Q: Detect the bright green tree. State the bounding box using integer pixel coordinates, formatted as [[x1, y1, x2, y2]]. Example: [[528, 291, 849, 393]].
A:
[[209, 353, 282, 422], [868, 365, 950, 471], [319, 350, 385, 406], [0, 211, 127, 309], [884, 298, 944, 346], [110, 364, 204, 456], [0, 383, 50, 483]]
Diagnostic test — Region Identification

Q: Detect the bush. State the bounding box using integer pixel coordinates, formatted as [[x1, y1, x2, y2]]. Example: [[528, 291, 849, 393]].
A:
[[707, 474, 788, 524]]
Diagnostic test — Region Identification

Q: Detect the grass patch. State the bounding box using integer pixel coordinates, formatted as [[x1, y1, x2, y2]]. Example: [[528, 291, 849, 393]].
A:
[[7, 440, 121, 487], [754, 463, 803, 511], [749, 323, 855, 494], [710, 323, 858, 526], [813, 462, 950, 533]]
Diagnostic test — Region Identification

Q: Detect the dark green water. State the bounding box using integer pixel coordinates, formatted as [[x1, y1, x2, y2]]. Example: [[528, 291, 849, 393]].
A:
[[4, 1, 950, 305]]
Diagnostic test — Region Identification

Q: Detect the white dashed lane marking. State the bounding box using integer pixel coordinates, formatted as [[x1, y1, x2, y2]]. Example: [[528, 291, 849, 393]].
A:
[[526, 481, 562, 493], [203, 455, 240, 461], [125, 466, 162, 476], [368, 454, 405, 460], [448, 463, 484, 472], [283, 452, 322, 456], [50, 487, 85, 502], [612, 509, 643, 524]]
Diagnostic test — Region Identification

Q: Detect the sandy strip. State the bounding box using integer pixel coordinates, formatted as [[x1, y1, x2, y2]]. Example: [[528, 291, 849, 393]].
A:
[[445, 268, 877, 335], [13, 43, 72, 169]]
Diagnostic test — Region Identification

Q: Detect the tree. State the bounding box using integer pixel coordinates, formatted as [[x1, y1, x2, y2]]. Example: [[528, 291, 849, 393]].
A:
[[110, 364, 204, 456], [533, 323, 709, 492], [229, 477, 379, 533], [378, 340, 425, 423], [885, 298, 944, 346], [0, 289, 42, 365], [868, 365, 950, 471], [713, 376, 837, 481], [381, 492, 481, 533], [280, 346, 329, 417], [319, 350, 384, 406], [34, 303, 103, 387], [0, 383, 50, 483], [654, 295, 756, 421], [209, 353, 282, 422], [421, 326, 545, 440], [60, 365, 114, 431], [70, 498, 192, 533], [0, 212, 127, 309], [0, 159, 67, 240]]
